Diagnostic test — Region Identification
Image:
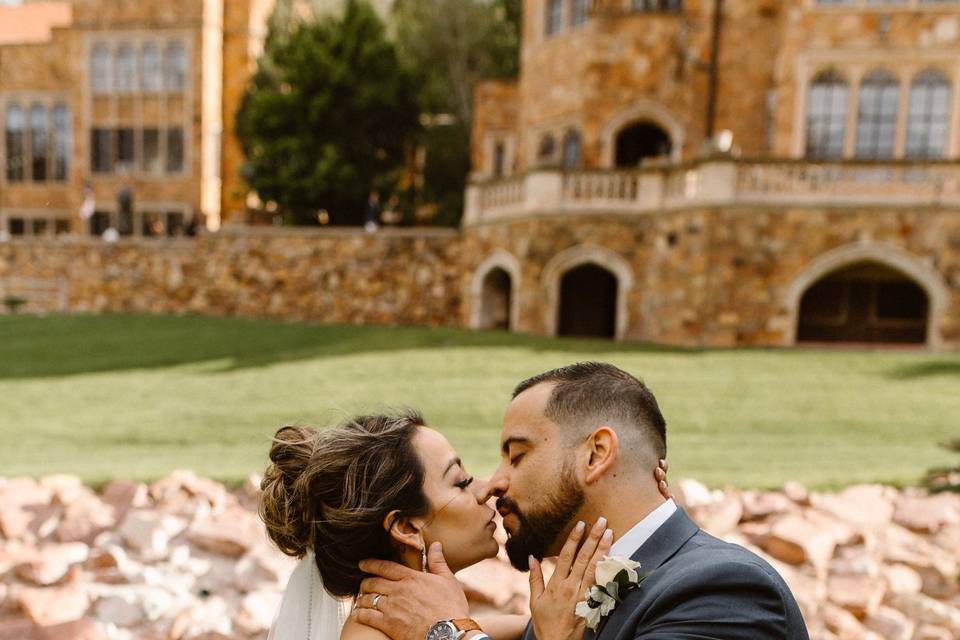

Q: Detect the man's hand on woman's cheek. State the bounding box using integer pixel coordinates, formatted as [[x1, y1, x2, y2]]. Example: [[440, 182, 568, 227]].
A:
[[354, 543, 471, 640]]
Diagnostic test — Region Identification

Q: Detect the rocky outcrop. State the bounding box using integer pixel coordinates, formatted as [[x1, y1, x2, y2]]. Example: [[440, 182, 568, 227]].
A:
[[0, 473, 957, 639]]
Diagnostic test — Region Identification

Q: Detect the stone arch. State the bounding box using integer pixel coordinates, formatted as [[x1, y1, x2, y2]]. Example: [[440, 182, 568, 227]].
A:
[[784, 243, 949, 349], [600, 101, 685, 167], [542, 245, 634, 340], [469, 250, 522, 331]]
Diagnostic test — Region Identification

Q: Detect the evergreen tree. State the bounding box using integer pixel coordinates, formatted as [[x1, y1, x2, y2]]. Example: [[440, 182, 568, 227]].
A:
[[237, 0, 420, 225]]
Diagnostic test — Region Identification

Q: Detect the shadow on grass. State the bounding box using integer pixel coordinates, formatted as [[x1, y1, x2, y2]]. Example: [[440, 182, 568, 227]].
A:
[[0, 313, 694, 379], [886, 360, 960, 379]]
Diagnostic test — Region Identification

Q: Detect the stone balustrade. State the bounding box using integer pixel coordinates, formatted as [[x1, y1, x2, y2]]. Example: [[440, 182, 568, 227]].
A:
[[464, 158, 960, 225]]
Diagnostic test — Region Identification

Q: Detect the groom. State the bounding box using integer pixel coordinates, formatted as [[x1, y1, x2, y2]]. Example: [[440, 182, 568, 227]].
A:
[[356, 362, 809, 639]]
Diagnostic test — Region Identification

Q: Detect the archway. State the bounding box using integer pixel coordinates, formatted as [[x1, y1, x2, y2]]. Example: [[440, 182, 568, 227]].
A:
[[615, 121, 672, 167], [469, 250, 522, 332], [797, 262, 928, 344], [542, 245, 634, 340], [785, 243, 949, 349], [558, 265, 618, 338], [479, 267, 512, 331]]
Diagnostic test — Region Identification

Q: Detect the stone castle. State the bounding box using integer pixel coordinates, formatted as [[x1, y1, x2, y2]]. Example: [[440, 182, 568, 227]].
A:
[[2, 0, 960, 350]]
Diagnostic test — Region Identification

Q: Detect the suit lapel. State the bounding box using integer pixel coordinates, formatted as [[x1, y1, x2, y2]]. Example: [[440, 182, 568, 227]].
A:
[[591, 508, 701, 640]]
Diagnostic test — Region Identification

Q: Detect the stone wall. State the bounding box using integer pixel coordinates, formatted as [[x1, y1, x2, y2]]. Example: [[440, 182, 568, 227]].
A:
[[460, 207, 960, 349], [0, 227, 463, 327], [4, 206, 959, 349]]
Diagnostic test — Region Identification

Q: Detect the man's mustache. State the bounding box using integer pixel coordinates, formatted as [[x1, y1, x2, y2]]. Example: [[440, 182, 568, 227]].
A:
[[496, 496, 520, 517]]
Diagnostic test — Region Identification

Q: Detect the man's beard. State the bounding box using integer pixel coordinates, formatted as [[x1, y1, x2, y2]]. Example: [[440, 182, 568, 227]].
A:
[[497, 462, 585, 571]]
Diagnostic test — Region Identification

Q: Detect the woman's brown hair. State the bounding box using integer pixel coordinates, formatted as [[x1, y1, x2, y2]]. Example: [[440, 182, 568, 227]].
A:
[[259, 410, 429, 597]]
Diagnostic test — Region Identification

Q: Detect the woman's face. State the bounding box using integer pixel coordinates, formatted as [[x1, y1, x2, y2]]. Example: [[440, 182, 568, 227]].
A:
[[413, 427, 499, 572]]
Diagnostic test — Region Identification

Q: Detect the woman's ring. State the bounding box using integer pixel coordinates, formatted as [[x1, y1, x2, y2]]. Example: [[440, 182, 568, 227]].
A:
[[372, 593, 383, 610]]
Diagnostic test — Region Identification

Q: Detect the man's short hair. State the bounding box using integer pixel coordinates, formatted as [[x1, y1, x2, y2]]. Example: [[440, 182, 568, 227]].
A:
[[513, 362, 667, 460]]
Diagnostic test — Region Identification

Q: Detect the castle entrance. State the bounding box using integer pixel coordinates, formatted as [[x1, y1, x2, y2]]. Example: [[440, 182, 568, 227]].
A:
[[558, 264, 617, 339]]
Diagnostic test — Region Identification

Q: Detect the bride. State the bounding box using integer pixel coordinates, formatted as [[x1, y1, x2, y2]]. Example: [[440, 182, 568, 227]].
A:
[[259, 410, 669, 640]]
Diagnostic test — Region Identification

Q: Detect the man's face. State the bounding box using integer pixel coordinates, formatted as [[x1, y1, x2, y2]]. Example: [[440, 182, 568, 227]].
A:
[[489, 383, 585, 571]]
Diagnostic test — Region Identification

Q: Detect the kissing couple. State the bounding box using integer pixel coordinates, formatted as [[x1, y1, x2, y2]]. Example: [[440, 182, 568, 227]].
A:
[[261, 362, 809, 640]]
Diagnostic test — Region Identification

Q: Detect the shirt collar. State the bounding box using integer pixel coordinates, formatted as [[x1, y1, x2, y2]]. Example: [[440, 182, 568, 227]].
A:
[[608, 498, 678, 558]]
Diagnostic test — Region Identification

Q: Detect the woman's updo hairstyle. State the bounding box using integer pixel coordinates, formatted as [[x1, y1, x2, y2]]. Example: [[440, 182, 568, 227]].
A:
[[259, 410, 429, 597]]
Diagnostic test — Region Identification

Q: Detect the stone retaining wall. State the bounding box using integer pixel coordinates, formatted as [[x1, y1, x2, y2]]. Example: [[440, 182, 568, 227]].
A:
[[0, 228, 463, 327]]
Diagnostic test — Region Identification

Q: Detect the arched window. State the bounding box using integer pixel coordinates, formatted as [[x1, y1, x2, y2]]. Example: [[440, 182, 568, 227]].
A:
[[571, 0, 589, 27], [855, 69, 899, 159], [906, 69, 951, 159], [164, 41, 187, 92], [493, 142, 506, 178], [805, 70, 848, 159], [91, 43, 112, 93], [116, 44, 136, 92], [546, 0, 563, 36], [30, 104, 48, 182], [562, 129, 582, 170], [5, 105, 25, 182], [52, 104, 70, 181], [537, 133, 557, 164], [141, 43, 162, 92]]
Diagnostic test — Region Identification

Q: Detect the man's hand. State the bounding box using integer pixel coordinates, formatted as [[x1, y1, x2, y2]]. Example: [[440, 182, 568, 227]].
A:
[[354, 542, 470, 640]]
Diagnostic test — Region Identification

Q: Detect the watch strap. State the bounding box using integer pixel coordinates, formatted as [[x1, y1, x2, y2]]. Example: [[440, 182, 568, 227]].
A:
[[451, 619, 482, 633]]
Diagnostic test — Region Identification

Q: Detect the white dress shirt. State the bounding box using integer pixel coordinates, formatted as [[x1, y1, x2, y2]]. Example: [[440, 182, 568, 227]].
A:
[[609, 498, 678, 558]]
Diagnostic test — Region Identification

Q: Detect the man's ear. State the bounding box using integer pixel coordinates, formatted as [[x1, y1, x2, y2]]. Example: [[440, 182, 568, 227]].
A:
[[583, 426, 619, 484], [383, 510, 424, 553]]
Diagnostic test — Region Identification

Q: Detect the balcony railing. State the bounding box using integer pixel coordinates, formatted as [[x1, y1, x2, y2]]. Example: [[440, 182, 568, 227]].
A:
[[463, 158, 960, 225]]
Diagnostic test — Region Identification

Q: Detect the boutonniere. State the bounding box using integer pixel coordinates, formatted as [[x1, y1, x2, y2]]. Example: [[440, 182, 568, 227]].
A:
[[575, 556, 646, 631]]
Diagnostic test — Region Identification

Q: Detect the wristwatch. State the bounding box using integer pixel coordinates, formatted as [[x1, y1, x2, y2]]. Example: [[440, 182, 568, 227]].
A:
[[424, 618, 483, 640]]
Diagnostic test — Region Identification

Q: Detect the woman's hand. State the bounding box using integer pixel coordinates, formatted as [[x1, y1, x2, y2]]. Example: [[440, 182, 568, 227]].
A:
[[528, 518, 613, 640]]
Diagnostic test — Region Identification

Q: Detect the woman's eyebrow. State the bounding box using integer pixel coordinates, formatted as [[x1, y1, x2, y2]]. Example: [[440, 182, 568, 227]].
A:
[[443, 457, 463, 477]]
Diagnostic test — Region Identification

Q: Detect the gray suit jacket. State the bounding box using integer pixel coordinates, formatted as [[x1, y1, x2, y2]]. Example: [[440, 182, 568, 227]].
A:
[[523, 508, 809, 640]]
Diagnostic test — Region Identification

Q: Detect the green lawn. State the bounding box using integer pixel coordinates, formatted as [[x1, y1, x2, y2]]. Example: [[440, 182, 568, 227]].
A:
[[1, 314, 957, 489]]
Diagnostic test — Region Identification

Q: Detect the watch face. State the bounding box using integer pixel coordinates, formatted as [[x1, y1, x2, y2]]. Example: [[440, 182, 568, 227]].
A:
[[426, 621, 458, 640]]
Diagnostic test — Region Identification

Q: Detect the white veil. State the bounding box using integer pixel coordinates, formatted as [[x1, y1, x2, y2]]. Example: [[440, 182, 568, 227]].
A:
[[268, 552, 352, 640]]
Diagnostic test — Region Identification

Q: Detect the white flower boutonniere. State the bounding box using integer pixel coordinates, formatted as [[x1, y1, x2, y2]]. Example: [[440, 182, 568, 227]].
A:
[[575, 556, 645, 631]]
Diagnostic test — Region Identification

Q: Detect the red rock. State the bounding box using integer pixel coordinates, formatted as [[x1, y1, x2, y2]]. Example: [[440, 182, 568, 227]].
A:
[[36, 618, 106, 640], [234, 541, 297, 590], [93, 595, 142, 627], [99, 480, 148, 523], [39, 476, 88, 507], [827, 574, 886, 619], [233, 590, 282, 636], [149, 471, 231, 512], [458, 557, 529, 610], [55, 495, 116, 544], [740, 491, 795, 521], [0, 479, 54, 540], [813, 485, 895, 529], [14, 543, 88, 587], [887, 593, 960, 635], [188, 505, 263, 557], [783, 482, 810, 505], [0, 616, 38, 640], [893, 492, 960, 534], [822, 602, 869, 639], [913, 624, 954, 640], [118, 510, 186, 560], [863, 606, 913, 640], [17, 587, 89, 626], [689, 491, 743, 537], [881, 563, 923, 595], [763, 514, 837, 569]]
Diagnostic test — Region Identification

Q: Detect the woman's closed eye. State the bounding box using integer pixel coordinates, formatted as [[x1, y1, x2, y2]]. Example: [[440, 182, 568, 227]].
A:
[[455, 477, 474, 490]]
